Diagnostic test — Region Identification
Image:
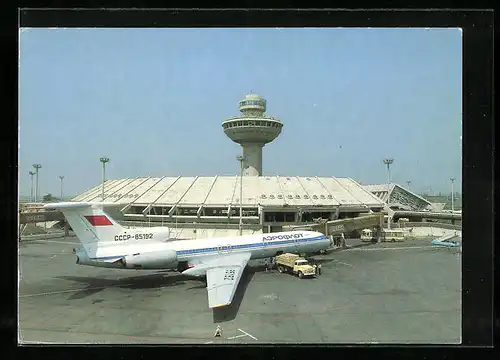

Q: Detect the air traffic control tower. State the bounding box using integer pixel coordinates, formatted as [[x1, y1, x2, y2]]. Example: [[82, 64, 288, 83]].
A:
[[222, 94, 283, 176]]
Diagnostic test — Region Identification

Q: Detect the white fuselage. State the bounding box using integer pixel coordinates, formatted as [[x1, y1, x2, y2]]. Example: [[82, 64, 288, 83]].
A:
[[77, 230, 330, 270]]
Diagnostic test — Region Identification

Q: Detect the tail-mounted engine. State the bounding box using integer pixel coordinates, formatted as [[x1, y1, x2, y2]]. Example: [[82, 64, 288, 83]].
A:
[[74, 247, 91, 265], [122, 249, 178, 269]]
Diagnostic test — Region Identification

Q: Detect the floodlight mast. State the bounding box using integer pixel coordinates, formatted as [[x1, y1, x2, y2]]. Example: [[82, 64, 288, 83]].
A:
[[59, 176, 64, 200], [382, 158, 394, 230], [29, 171, 35, 202], [32, 164, 42, 202], [382, 158, 394, 202], [450, 177, 456, 212], [100, 157, 110, 201], [236, 155, 246, 235]]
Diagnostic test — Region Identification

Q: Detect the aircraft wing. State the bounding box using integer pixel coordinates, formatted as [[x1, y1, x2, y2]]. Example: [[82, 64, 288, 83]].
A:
[[204, 252, 252, 308]]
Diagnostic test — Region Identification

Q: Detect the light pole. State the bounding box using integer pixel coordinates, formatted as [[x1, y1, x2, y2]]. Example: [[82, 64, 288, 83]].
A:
[[406, 180, 412, 191], [382, 158, 394, 231], [100, 157, 110, 201], [59, 176, 64, 200], [236, 155, 245, 235], [32, 164, 41, 202], [29, 171, 35, 202], [382, 158, 394, 201], [450, 177, 456, 211]]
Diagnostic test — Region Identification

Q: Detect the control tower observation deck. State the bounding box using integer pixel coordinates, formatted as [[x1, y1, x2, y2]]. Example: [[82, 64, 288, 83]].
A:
[[222, 94, 283, 176]]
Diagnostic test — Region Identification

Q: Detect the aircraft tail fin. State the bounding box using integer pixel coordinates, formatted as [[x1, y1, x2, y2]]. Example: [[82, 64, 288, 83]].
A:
[[43, 202, 124, 250]]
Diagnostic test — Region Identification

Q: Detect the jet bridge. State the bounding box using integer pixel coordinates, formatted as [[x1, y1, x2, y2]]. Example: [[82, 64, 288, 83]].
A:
[[284, 213, 384, 238]]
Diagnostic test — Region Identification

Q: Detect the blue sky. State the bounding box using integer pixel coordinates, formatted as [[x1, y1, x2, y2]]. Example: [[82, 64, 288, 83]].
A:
[[19, 27, 462, 197]]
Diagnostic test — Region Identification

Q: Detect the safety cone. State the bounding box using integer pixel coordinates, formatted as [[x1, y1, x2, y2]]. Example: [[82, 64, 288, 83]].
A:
[[214, 325, 223, 338]]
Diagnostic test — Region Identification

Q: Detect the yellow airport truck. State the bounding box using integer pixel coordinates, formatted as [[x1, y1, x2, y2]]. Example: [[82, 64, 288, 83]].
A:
[[275, 253, 317, 278]]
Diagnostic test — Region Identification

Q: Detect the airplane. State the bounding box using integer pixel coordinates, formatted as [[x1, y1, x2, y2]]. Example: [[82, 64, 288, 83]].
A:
[[431, 238, 460, 247], [43, 202, 332, 309]]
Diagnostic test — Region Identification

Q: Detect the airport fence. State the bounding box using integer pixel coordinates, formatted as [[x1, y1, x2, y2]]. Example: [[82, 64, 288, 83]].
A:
[[19, 223, 75, 241], [20, 232, 76, 241]]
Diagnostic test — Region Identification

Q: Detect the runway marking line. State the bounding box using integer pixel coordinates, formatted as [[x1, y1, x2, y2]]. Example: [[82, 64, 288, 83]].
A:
[[19, 283, 136, 298], [204, 331, 250, 343], [210, 305, 348, 341], [237, 328, 258, 341], [199, 305, 349, 342], [19, 321, 184, 344], [332, 260, 354, 267]]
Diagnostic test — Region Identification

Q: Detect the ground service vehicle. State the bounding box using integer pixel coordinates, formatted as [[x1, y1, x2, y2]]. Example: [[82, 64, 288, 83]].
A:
[[275, 253, 316, 278]]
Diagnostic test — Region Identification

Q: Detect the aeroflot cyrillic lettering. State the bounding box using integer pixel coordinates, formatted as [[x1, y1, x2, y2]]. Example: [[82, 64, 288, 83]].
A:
[[262, 233, 304, 241]]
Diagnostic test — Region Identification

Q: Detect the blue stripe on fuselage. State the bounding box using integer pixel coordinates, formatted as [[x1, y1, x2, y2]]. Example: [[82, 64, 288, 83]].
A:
[[175, 235, 327, 257]]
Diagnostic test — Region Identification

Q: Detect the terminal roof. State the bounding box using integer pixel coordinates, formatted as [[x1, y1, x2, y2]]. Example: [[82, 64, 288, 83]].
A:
[[73, 176, 385, 208]]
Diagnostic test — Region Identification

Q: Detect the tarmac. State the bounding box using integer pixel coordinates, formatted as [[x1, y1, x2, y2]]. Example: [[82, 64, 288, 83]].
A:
[[18, 236, 461, 344]]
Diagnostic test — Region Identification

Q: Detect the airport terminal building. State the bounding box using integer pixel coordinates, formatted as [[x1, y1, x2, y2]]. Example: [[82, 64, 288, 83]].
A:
[[72, 175, 385, 237]]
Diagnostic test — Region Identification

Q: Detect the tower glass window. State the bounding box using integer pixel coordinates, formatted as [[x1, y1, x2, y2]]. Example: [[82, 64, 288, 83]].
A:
[[240, 100, 266, 107]]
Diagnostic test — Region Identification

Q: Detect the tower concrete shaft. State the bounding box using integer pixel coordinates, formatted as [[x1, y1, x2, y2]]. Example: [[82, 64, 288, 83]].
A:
[[242, 143, 263, 176]]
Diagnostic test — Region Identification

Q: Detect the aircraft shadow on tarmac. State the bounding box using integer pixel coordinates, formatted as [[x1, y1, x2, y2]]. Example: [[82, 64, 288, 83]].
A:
[[55, 265, 262, 319], [212, 266, 257, 324], [56, 273, 204, 300], [55, 263, 327, 322]]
